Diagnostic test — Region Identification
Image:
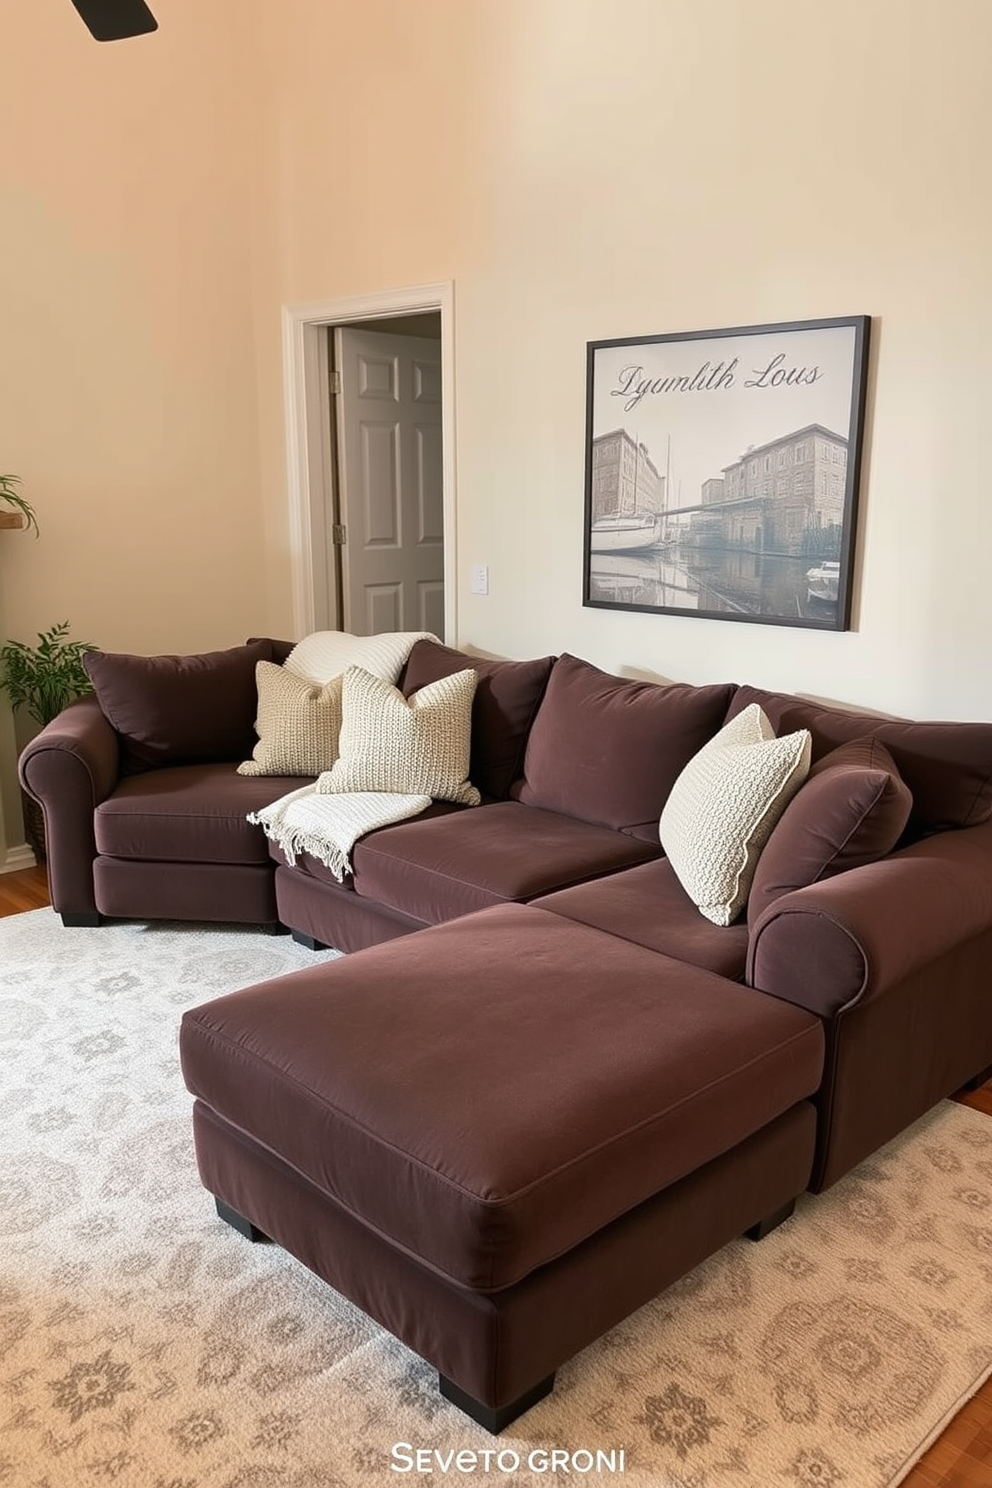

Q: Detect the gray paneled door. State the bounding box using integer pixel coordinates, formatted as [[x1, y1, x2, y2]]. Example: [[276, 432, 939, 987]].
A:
[[333, 325, 445, 636]]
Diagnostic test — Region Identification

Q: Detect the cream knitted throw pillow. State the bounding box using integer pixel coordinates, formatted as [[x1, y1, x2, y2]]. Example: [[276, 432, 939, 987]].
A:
[[320, 665, 480, 806], [659, 702, 812, 925], [237, 662, 343, 777]]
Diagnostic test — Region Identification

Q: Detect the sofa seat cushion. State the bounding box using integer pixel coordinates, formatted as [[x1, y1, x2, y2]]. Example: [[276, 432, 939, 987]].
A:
[[267, 803, 462, 891], [351, 800, 660, 923], [94, 764, 309, 865], [180, 904, 824, 1292], [535, 860, 750, 980]]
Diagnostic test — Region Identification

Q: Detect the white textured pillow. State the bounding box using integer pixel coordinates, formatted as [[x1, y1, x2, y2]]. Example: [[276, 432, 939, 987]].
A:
[[319, 665, 481, 805], [660, 703, 812, 926], [237, 662, 343, 776], [284, 630, 438, 685]]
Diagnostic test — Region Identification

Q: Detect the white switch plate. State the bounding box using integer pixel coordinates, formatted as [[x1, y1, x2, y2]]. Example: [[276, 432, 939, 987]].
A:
[[470, 564, 489, 596]]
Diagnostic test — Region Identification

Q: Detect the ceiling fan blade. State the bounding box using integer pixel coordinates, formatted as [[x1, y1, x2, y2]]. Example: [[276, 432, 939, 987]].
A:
[[69, 0, 158, 41]]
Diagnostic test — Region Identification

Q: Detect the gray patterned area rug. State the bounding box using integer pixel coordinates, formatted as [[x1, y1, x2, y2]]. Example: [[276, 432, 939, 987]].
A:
[[3, 908, 992, 1488]]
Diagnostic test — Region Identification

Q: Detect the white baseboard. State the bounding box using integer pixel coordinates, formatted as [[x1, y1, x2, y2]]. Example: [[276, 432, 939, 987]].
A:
[[1, 842, 38, 874]]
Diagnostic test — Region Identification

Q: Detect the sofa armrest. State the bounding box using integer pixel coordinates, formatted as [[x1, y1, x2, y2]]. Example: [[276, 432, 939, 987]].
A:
[[747, 817, 992, 1019], [18, 697, 120, 917]]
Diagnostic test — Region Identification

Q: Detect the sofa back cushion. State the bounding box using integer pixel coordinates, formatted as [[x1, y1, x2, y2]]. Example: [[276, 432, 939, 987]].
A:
[[84, 639, 273, 771], [515, 653, 736, 839], [729, 685, 992, 833], [247, 635, 294, 666], [401, 639, 554, 799], [746, 736, 913, 928]]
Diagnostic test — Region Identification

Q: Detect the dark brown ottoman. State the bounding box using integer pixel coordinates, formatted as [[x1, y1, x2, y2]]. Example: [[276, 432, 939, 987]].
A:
[[179, 903, 824, 1431]]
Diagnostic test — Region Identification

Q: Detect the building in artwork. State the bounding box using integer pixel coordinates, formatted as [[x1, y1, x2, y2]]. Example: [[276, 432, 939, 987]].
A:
[[687, 423, 849, 557], [589, 429, 665, 523]]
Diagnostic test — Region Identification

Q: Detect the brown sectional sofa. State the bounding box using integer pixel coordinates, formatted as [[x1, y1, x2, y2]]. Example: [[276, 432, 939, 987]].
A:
[[19, 634, 992, 1428]]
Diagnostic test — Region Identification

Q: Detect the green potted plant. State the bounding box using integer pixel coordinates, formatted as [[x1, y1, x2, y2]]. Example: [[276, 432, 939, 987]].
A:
[[0, 621, 97, 859], [0, 621, 96, 727], [0, 474, 40, 535]]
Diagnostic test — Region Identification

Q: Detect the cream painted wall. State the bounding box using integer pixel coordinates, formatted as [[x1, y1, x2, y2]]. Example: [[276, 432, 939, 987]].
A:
[[0, 1, 265, 860], [0, 1, 265, 658], [244, 0, 498, 640], [1, 0, 991, 866], [445, 0, 992, 722], [247, 0, 992, 721]]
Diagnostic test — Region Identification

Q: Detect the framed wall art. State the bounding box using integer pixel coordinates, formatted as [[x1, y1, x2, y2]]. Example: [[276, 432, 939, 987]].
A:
[[583, 315, 871, 630]]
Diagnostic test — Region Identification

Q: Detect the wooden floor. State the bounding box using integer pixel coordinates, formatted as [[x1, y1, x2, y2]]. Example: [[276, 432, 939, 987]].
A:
[[1, 864, 990, 1485], [0, 861, 50, 914]]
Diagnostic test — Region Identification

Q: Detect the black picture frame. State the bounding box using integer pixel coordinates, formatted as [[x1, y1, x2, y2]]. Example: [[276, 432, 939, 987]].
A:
[[583, 315, 871, 631]]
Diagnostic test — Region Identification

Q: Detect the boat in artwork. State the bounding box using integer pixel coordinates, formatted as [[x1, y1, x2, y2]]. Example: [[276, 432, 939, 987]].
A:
[[805, 559, 840, 603], [589, 509, 665, 553]]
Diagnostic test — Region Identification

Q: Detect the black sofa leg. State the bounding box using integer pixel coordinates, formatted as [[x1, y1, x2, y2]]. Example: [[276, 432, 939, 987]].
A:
[[291, 929, 332, 952], [962, 1063, 992, 1092], [61, 911, 102, 928], [438, 1372, 555, 1433], [745, 1197, 796, 1241], [215, 1197, 270, 1244]]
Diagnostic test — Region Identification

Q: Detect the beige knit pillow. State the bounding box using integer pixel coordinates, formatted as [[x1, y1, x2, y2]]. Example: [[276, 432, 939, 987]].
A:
[[319, 665, 480, 805], [237, 662, 343, 777], [659, 703, 812, 925]]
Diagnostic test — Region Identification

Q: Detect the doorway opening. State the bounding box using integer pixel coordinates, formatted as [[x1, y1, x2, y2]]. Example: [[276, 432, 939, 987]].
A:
[[282, 283, 455, 642], [329, 314, 443, 635]]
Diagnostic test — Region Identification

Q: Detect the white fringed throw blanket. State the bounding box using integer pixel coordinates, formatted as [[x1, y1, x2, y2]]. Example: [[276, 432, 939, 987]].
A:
[[283, 628, 438, 685], [249, 786, 431, 881]]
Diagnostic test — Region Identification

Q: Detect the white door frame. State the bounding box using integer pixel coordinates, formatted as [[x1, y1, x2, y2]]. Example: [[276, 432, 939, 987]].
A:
[[281, 281, 456, 640]]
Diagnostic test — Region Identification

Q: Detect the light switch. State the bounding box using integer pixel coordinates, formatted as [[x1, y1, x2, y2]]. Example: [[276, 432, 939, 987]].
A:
[[470, 564, 489, 596]]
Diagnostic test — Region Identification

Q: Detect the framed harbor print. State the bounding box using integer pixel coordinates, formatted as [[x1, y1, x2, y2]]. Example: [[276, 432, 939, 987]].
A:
[[582, 315, 871, 630]]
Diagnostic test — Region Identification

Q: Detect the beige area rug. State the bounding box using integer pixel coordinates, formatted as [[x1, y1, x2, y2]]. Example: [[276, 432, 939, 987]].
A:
[[3, 908, 992, 1488]]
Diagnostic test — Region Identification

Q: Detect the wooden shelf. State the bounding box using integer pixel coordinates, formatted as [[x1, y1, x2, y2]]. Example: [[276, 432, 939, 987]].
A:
[[0, 511, 26, 530]]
